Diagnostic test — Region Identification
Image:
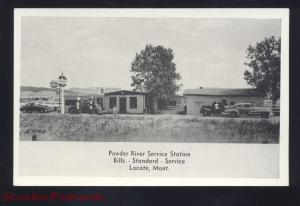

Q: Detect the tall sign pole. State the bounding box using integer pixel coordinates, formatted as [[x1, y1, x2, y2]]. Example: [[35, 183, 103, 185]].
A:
[[50, 80, 59, 112], [61, 86, 65, 114], [58, 87, 61, 111], [58, 73, 67, 114]]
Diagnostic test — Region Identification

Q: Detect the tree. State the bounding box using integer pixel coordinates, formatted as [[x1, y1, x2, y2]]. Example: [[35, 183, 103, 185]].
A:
[[130, 44, 181, 113], [244, 36, 281, 104]]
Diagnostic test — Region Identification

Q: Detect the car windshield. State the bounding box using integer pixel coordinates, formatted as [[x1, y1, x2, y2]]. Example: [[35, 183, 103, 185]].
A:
[[229, 103, 254, 108], [229, 104, 240, 108]]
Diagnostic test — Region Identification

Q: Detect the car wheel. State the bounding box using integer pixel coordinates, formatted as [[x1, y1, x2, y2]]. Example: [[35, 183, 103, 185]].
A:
[[205, 112, 211, 116], [261, 113, 269, 119], [231, 112, 238, 118]]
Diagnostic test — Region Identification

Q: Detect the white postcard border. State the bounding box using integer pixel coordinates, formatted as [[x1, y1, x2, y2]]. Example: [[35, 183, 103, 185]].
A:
[[14, 8, 289, 186]]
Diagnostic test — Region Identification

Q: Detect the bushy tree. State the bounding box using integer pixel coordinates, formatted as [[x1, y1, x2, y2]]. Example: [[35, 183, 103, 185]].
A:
[[130, 44, 181, 112], [244, 36, 281, 103]]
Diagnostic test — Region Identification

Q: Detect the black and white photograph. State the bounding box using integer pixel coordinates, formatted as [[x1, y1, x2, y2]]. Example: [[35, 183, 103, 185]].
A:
[[14, 9, 289, 186]]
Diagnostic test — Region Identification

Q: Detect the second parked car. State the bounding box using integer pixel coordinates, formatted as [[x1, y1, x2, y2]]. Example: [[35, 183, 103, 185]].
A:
[[222, 103, 271, 118]]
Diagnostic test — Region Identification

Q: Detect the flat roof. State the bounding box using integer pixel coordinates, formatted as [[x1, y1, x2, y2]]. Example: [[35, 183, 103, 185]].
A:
[[183, 88, 266, 97], [104, 90, 146, 96]]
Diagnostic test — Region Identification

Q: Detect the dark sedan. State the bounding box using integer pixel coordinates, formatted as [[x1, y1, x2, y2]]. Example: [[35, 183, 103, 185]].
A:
[[20, 103, 51, 113]]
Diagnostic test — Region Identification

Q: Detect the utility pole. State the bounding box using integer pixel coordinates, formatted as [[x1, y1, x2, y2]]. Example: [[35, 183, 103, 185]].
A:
[[58, 73, 67, 114], [50, 80, 59, 112]]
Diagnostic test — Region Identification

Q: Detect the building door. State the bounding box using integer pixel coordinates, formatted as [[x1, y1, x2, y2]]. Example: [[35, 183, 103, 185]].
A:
[[119, 97, 127, 114]]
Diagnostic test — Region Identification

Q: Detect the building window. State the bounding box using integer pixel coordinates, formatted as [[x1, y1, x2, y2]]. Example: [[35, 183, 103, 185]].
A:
[[221, 99, 228, 106], [109, 97, 116, 109], [65, 100, 77, 106], [230, 101, 235, 105], [130, 97, 137, 109], [97, 98, 103, 106]]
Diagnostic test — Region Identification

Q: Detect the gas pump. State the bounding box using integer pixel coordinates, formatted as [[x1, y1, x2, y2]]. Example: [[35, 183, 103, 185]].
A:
[[76, 97, 80, 113]]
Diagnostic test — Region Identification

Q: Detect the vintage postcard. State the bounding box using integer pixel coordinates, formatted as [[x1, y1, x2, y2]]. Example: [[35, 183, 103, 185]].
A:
[[14, 9, 289, 186]]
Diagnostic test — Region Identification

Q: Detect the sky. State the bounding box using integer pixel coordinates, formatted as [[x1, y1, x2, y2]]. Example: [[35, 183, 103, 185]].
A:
[[20, 17, 281, 93]]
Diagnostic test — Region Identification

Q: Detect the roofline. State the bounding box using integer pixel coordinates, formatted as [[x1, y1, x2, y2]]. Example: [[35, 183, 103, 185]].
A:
[[183, 94, 267, 97], [104, 90, 147, 96]]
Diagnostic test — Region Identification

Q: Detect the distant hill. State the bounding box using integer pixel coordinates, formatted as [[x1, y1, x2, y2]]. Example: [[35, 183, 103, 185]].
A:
[[20, 86, 122, 98], [21, 86, 55, 93], [69, 87, 121, 95]]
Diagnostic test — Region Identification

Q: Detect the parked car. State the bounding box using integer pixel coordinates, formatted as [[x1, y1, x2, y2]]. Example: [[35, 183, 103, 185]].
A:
[[264, 99, 280, 116], [20, 103, 51, 113], [200, 101, 226, 116], [272, 99, 280, 116], [272, 106, 280, 116], [42, 102, 59, 112], [222, 103, 271, 118]]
